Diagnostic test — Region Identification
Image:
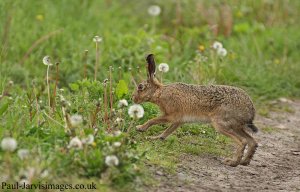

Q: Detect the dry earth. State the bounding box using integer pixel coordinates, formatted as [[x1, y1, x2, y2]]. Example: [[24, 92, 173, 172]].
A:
[[143, 99, 300, 192]]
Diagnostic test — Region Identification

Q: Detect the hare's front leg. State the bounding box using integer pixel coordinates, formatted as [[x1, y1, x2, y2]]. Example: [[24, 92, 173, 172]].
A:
[[149, 122, 182, 140], [136, 116, 169, 132]]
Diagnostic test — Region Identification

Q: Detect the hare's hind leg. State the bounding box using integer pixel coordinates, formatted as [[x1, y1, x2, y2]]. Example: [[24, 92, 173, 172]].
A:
[[149, 122, 182, 140], [136, 116, 169, 132], [212, 121, 247, 167], [239, 128, 258, 166]]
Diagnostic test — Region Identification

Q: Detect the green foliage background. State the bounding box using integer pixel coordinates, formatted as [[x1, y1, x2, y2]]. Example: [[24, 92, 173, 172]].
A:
[[1, 0, 300, 191]]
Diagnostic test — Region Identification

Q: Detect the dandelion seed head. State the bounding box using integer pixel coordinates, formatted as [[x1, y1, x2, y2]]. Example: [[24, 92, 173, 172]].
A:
[[19, 179, 30, 186], [42, 56, 52, 66], [82, 134, 94, 145], [158, 63, 169, 73], [115, 117, 124, 123], [128, 104, 144, 119], [212, 41, 223, 50], [113, 130, 122, 136], [148, 5, 161, 16], [1, 137, 17, 152], [105, 155, 119, 167], [8, 80, 14, 86], [70, 114, 83, 127], [68, 137, 83, 149], [113, 142, 121, 147], [93, 36, 102, 43], [40, 170, 49, 178], [118, 99, 128, 108], [103, 78, 109, 85], [17, 149, 29, 160], [217, 48, 227, 57]]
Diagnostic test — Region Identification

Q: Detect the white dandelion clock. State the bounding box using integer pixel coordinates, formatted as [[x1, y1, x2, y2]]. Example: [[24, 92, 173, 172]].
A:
[[70, 114, 83, 127], [19, 179, 30, 186], [113, 142, 121, 148], [105, 155, 119, 167], [40, 169, 49, 178], [42, 56, 52, 66], [113, 130, 122, 136], [158, 63, 169, 73], [148, 5, 161, 16], [212, 41, 223, 50], [82, 134, 94, 145], [118, 99, 128, 108], [68, 137, 83, 149], [217, 48, 227, 57], [128, 104, 144, 119], [1, 137, 17, 152], [93, 36, 102, 43], [17, 149, 29, 160], [115, 117, 124, 123]]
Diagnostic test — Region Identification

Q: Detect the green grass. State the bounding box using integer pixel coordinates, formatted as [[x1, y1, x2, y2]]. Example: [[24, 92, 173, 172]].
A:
[[135, 124, 231, 173], [261, 126, 278, 134], [1, 0, 300, 191]]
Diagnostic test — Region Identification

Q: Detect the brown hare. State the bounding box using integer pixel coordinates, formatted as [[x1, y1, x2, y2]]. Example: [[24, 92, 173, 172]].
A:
[[132, 54, 258, 167]]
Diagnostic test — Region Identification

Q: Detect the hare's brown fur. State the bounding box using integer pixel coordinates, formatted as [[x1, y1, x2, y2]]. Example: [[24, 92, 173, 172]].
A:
[[132, 54, 258, 167]]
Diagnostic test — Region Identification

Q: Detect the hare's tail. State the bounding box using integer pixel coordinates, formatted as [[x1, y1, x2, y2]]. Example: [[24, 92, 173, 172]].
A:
[[247, 122, 258, 133]]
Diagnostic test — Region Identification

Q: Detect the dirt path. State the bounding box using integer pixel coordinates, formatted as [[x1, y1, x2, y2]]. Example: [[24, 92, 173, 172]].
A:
[[144, 100, 300, 192]]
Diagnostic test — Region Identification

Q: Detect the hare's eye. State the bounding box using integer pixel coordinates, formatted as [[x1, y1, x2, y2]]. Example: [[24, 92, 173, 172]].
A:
[[138, 84, 144, 91]]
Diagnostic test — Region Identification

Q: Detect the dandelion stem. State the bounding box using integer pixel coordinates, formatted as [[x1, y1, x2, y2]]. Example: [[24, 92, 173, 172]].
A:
[[126, 120, 134, 133], [118, 66, 121, 80], [91, 102, 101, 128], [42, 111, 64, 128], [46, 64, 51, 111], [61, 105, 74, 135], [52, 62, 59, 113], [104, 84, 108, 129], [94, 42, 99, 81], [109, 66, 113, 121]]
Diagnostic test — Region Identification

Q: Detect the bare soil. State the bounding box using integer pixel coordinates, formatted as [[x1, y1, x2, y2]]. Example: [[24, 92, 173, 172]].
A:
[[143, 99, 300, 192]]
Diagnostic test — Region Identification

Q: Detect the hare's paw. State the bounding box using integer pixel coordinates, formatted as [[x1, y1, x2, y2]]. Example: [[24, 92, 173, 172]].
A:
[[136, 125, 147, 132], [223, 158, 239, 167], [147, 135, 165, 140], [240, 159, 250, 166]]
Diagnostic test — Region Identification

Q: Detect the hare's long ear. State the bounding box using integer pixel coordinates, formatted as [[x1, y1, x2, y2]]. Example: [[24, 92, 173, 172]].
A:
[[146, 54, 156, 80]]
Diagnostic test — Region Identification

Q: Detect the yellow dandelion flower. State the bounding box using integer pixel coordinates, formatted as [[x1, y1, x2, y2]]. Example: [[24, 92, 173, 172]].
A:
[[229, 52, 237, 60], [274, 59, 280, 64], [91, 142, 97, 147], [198, 45, 205, 52], [36, 14, 44, 21], [236, 11, 243, 18]]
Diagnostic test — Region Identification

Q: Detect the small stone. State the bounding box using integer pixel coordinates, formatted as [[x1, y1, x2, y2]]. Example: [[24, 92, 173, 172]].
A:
[[276, 124, 287, 129], [278, 97, 292, 103], [291, 151, 300, 155], [156, 171, 164, 176], [177, 173, 186, 181]]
